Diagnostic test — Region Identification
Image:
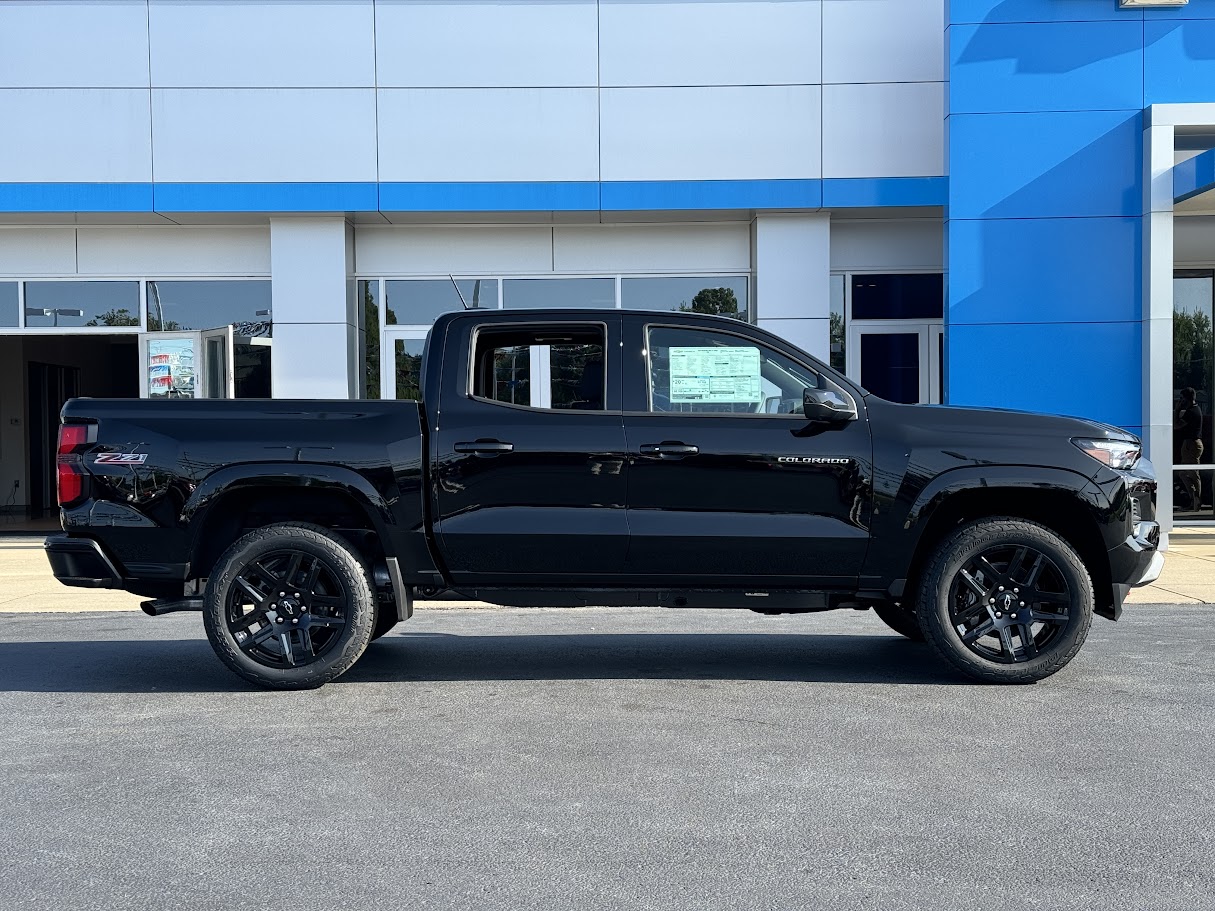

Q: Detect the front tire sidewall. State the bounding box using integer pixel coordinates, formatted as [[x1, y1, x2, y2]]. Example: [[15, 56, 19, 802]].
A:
[[203, 523, 376, 690], [916, 519, 1093, 684]]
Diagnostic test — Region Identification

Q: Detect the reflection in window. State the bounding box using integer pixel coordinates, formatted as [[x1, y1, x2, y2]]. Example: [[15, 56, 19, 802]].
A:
[[395, 338, 425, 400], [646, 326, 817, 415], [234, 342, 271, 398], [147, 337, 197, 398], [24, 281, 140, 328], [359, 280, 380, 399], [0, 282, 17, 327], [850, 274, 944, 321], [1174, 271, 1213, 518], [829, 274, 845, 373], [622, 276, 749, 321], [385, 278, 493, 325], [502, 278, 614, 309], [147, 280, 272, 332], [472, 326, 605, 410]]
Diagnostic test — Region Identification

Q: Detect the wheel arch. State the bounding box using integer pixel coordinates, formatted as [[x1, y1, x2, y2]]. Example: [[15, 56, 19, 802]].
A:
[[898, 469, 1114, 619]]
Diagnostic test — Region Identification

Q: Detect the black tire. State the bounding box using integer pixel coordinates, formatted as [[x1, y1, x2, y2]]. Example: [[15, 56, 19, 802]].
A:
[[915, 518, 1093, 684], [371, 606, 398, 641], [202, 522, 376, 690], [872, 603, 925, 641]]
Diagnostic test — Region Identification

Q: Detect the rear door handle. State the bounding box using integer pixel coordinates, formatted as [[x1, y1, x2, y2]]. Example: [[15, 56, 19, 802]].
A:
[[639, 441, 699, 459], [454, 439, 514, 458]]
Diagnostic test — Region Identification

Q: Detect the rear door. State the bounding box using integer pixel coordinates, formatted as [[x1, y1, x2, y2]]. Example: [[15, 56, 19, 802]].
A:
[[431, 314, 629, 583], [620, 315, 873, 588]]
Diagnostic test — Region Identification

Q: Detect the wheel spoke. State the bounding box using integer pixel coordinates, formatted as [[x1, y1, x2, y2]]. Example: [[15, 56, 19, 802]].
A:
[[1016, 623, 1038, 658], [284, 552, 304, 590], [298, 628, 315, 658], [958, 568, 989, 599], [279, 632, 295, 666], [307, 615, 343, 628], [311, 594, 344, 607], [231, 608, 267, 633], [975, 556, 1003, 585], [239, 624, 277, 651], [953, 597, 989, 623], [998, 626, 1017, 659], [1023, 554, 1047, 588], [962, 618, 996, 644], [234, 575, 267, 605], [303, 557, 323, 595], [1031, 607, 1069, 625], [1005, 546, 1029, 581], [1034, 590, 1071, 605], [247, 561, 282, 589]]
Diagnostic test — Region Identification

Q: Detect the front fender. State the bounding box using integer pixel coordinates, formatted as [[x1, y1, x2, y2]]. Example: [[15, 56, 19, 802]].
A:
[[905, 465, 1107, 531]]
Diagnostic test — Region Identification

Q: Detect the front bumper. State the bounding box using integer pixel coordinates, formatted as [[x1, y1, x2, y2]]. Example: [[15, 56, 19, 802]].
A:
[[1107, 520, 1163, 619], [44, 535, 123, 588]]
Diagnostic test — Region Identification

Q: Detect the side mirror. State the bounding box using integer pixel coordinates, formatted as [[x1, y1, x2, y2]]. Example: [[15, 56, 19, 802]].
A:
[[803, 388, 857, 423]]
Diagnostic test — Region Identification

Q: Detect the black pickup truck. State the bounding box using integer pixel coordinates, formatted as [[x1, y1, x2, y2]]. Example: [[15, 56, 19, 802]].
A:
[[46, 308, 1163, 689]]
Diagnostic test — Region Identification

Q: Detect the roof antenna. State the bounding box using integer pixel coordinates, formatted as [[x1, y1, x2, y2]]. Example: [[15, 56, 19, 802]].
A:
[[449, 275, 471, 310]]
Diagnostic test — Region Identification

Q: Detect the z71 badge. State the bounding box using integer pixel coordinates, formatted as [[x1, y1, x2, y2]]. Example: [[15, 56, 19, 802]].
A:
[[94, 453, 148, 465]]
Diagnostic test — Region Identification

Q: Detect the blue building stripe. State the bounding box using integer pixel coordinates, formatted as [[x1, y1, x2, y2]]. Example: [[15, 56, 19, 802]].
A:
[[0, 178, 947, 214], [1174, 148, 1215, 204]]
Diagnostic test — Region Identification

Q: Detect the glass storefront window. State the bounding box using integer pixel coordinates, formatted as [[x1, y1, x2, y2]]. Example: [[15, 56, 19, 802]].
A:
[[24, 281, 140, 329], [359, 280, 380, 399], [829, 274, 845, 373], [851, 274, 943, 321], [0, 282, 17, 327], [147, 337, 197, 398], [394, 338, 425, 400], [502, 278, 614, 309], [1173, 271, 1214, 519], [147, 280, 272, 332], [385, 278, 494, 326], [621, 276, 749, 321]]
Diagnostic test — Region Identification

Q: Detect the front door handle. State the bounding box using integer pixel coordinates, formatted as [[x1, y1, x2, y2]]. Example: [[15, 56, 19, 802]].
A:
[[454, 439, 514, 458], [639, 441, 699, 459]]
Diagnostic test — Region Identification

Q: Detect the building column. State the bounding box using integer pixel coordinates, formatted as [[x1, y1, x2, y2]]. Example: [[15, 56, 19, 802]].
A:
[[270, 217, 356, 399], [752, 214, 831, 360], [1144, 121, 1175, 536]]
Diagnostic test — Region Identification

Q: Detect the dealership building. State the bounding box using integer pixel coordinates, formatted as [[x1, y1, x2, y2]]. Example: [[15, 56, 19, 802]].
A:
[[1, 0, 1214, 531]]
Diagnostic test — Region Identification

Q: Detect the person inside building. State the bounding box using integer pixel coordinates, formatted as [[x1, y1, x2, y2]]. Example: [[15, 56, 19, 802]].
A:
[[1177, 386, 1204, 511]]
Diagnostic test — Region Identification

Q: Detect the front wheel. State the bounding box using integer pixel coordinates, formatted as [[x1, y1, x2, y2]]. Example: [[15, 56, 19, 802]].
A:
[[203, 523, 376, 689], [915, 518, 1093, 684]]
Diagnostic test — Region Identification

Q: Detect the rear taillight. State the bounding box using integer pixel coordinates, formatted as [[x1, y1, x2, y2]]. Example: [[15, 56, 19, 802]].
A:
[[56, 423, 90, 507]]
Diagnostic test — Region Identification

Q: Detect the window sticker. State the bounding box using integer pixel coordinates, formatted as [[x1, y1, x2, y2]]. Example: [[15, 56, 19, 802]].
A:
[[669, 346, 762, 403]]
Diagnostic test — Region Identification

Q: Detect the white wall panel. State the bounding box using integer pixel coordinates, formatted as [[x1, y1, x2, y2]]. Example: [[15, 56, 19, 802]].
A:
[[0, 90, 151, 182], [759, 317, 829, 360], [355, 226, 554, 275], [822, 0, 944, 84], [601, 87, 821, 181], [553, 224, 750, 273], [152, 89, 377, 182], [376, 0, 597, 87], [270, 322, 354, 397], [377, 89, 598, 182], [0, 1, 149, 88], [1174, 216, 1215, 266], [76, 226, 271, 276], [754, 215, 830, 325], [149, 0, 374, 87], [830, 219, 943, 271], [599, 0, 820, 87], [0, 227, 77, 275], [822, 83, 944, 178]]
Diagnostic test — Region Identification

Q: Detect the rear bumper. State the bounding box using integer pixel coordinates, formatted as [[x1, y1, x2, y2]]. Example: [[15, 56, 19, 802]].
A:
[[1107, 520, 1163, 620], [44, 535, 122, 588]]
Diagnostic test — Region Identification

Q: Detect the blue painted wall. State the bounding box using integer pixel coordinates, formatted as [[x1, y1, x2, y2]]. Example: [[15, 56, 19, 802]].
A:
[[946, 0, 1215, 435]]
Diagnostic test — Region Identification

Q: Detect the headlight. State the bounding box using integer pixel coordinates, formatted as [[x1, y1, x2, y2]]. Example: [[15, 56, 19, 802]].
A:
[[1072, 438, 1141, 470]]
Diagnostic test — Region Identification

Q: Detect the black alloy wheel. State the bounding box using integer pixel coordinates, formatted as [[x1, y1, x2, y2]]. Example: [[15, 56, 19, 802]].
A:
[[203, 523, 376, 689], [916, 518, 1093, 684]]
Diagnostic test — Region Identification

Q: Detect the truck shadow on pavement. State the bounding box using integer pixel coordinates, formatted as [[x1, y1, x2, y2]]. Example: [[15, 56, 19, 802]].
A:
[[0, 632, 968, 693]]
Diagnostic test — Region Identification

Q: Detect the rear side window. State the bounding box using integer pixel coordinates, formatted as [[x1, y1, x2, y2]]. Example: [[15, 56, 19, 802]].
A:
[[471, 325, 606, 411], [646, 325, 819, 415]]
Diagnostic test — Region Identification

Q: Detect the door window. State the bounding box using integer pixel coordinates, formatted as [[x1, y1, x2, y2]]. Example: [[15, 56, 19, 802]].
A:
[[472, 325, 606, 411], [645, 326, 818, 415]]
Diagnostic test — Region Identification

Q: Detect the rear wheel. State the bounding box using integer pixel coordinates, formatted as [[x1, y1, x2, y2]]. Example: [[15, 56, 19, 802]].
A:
[[202, 523, 375, 690], [872, 603, 924, 641], [915, 518, 1093, 684]]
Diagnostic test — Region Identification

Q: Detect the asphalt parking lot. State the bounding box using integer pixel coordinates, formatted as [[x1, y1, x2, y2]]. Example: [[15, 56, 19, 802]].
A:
[[1, 604, 1212, 911]]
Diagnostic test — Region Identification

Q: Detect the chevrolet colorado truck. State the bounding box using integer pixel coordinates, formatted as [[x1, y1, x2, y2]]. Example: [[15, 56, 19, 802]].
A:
[[45, 308, 1163, 689]]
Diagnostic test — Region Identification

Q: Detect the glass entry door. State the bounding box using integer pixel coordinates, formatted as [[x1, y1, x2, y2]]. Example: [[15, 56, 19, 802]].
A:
[[140, 328, 235, 399], [381, 329, 428, 400], [847, 321, 943, 405]]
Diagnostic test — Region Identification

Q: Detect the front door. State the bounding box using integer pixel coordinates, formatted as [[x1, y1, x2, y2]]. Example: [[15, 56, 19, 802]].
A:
[[847, 321, 943, 404], [431, 316, 630, 582], [381, 328, 428, 400], [621, 316, 873, 587]]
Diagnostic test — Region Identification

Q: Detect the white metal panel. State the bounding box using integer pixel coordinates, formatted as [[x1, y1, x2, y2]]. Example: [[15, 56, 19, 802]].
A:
[[0, 227, 77, 275], [599, 0, 821, 87], [149, 0, 374, 87], [821, 83, 944, 178], [0, 89, 152, 182], [355, 226, 554, 275], [0, 0, 149, 88], [600, 86, 822, 181], [375, 0, 598, 87], [270, 322, 355, 398], [830, 220, 944, 272], [271, 219, 350, 324], [77, 226, 271, 276], [822, 0, 944, 84], [758, 318, 830, 362], [152, 89, 377, 182], [1174, 216, 1215, 266], [377, 89, 599, 182], [754, 215, 830, 321], [553, 224, 751, 273]]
